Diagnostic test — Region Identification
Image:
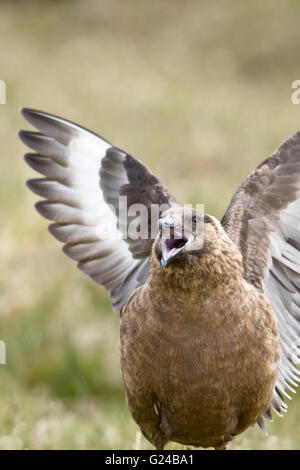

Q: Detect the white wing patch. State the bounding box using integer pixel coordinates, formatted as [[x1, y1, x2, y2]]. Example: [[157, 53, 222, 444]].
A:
[[262, 197, 300, 415], [20, 108, 150, 310]]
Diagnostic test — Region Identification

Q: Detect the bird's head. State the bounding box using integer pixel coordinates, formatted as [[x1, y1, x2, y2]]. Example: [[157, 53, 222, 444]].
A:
[[154, 206, 226, 269]]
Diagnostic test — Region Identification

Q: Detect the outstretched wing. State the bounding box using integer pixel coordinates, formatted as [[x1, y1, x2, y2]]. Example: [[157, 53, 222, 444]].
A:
[[20, 108, 177, 311], [221, 131, 300, 417]]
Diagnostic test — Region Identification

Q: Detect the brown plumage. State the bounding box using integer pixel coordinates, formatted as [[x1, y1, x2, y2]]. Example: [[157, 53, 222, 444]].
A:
[[121, 210, 280, 449], [19, 108, 300, 449]]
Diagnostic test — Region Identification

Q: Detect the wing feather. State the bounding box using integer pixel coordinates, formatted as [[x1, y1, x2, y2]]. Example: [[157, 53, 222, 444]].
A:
[[222, 131, 300, 417], [20, 108, 175, 310]]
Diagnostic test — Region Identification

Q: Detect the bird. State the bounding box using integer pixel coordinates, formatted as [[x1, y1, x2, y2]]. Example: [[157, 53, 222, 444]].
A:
[[19, 108, 300, 450]]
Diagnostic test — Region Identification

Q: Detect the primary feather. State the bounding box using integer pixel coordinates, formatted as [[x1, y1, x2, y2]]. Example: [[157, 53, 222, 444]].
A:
[[221, 133, 300, 417], [20, 108, 176, 310]]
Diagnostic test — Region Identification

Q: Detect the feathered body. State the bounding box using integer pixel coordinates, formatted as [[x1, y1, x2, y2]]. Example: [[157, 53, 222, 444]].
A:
[[121, 216, 280, 448]]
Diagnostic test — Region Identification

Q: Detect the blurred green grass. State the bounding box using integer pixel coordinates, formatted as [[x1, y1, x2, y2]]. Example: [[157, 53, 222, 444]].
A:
[[0, 0, 300, 449]]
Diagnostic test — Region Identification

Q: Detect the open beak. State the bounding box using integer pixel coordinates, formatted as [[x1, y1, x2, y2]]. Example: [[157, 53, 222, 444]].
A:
[[158, 220, 194, 268]]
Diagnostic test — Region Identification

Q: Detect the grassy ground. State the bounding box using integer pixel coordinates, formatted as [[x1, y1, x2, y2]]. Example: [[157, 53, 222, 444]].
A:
[[0, 0, 300, 449]]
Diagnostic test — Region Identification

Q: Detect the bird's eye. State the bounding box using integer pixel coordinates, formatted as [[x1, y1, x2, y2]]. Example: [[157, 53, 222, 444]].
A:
[[192, 215, 199, 224]]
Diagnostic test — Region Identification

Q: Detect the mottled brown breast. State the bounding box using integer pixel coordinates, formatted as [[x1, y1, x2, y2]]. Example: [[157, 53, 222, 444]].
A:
[[120, 277, 280, 449]]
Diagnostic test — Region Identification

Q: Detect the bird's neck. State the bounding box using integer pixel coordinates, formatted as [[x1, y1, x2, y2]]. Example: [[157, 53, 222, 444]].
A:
[[147, 245, 244, 304]]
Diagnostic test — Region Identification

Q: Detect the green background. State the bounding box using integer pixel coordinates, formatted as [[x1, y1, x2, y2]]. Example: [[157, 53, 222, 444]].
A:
[[0, 0, 299, 449]]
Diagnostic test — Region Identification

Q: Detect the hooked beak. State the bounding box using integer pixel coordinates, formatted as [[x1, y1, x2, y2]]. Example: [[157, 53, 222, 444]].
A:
[[158, 220, 194, 268]]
